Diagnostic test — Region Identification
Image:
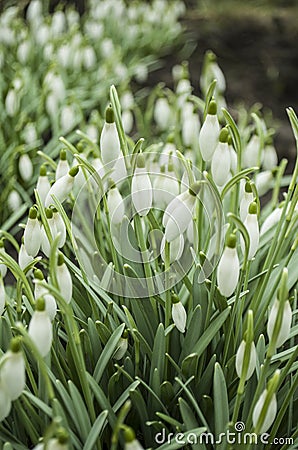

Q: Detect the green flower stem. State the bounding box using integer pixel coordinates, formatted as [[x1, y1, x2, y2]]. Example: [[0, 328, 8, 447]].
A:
[[234, 260, 251, 345]]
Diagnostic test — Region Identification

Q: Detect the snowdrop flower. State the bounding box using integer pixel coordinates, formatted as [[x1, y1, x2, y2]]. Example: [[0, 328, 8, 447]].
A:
[[243, 135, 260, 168], [33, 428, 69, 450], [253, 370, 279, 434], [60, 104, 77, 134], [41, 208, 57, 257], [24, 207, 41, 257], [176, 77, 192, 108], [1, 337, 25, 400], [56, 150, 70, 181], [83, 46, 96, 69], [260, 206, 283, 236], [18, 240, 34, 272], [131, 154, 152, 216], [19, 152, 33, 182], [181, 106, 200, 148], [241, 202, 259, 260], [160, 234, 184, 264], [124, 427, 144, 450], [267, 298, 292, 349], [211, 127, 231, 186], [56, 253, 73, 304], [33, 269, 57, 321], [36, 165, 51, 206], [122, 109, 134, 134], [8, 189, 22, 211], [135, 63, 148, 83], [154, 96, 171, 131], [263, 143, 278, 170], [28, 298, 53, 357], [0, 240, 8, 278], [100, 105, 121, 169], [0, 276, 5, 315], [199, 100, 220, 162], [235, 339, 257, 380], [45, 166, 79, 207], [107, 182, 125, 225], [163, 182, 200, 242], [113, 330, 128, 360], [0, 382, 11, 422], [217, 234, 240, 297], [171, 294, 187, 333], [5, 88, 19, 117], [240, 181, 254, 222], [255, 170, 273, 197]]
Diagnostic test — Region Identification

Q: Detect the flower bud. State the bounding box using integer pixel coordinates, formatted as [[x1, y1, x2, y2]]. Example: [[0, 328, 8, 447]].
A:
[[8, 189, 22, 211], [19, 153, 33, 182], [122, 109, 134, 134], [263, 144, 278, 170], [52, 209, 66, 248], [113, 330, 128, 360], [199, 100, 220, 162], [56, 254, 72, 304], [1, 338, 25, 400], [153, 164, 179, 209], [241, 202, 259, 260], [255, 170, 273, 197], [100, 106, 121, 169], [131, 154, 152, 216], [211, 127, 231, 186], [28, 298, 53, 357], [267, 298, 292, 349], [56, 150, 70, 181], [154, 97, 171, 131], [252, 370, 279, 434], [45, 166, 79, 207], [18, 241, 34, 272], [260, 206, 283, 236], [24, 207, 41, 257], [217, 234, 240, 297], [171, 294, 187, 333], [235, 340, 257, 380], [243, 135, 260, 168], [5, 89, 19, 117], [36, 165, 51, 206]]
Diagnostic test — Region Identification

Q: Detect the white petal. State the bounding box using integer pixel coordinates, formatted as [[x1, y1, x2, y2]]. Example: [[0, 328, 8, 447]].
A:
[[267, 299, 292, 348], [0, 382, 11, 421], [56, 160, 70, 181], [0, 278, 5, 315], [252, 390, 277, 433], [199, 114, 220, 162], [131, 168, 152, 216], [211, 142, 231, 186], [241, 214, 259, 260], [45, 174, 74, 208], [18, 244, 33, 272], [235, 340, 256, 380], [113, 338, 128, 360], [260, 208, 282, 236], [24, 218, 41, 257], [161, 234, 184, 264], [217, 247, 240, 297], [172, 302, 187, 333], [37, 176, 51, 206], [57, 263, 73, 303], [28, 311, 53, 357], [240, 192, 254, 222], [107, 188, 125, 225], [100, 122, 121, 169], [19, 154, 33, 182], [1, 351, 26, 400], [164, 193, 195, 242]]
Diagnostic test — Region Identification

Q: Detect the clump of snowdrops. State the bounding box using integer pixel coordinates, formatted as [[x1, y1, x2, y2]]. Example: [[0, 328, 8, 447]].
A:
[[0, 0, 185, 226], [0, 54, 297, 450]]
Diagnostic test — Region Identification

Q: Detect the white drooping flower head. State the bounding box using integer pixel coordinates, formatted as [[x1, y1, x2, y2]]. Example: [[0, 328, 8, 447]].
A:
[[235, 340, 257, 381], [24, 206, 42, 257], [252, 370, 280, 434], [163, 182, 200, 242], [131, 154, 152, 217], [160, 234, 184, 264], [28, 297, 53, 357], [211, 126, 231, 186], [124, 427, 144, 450], [0, 239, 8, 278], [255, 170, 273, 197], [243, 135, 260, 168], [199, 100, 220, 162], [0, 337, 25, 400], [154, 96, 171, 131], [263, 143, 278, 170], [56, 149, 70, 181], [0, 381, 11, 422], [19, 152, 33, 183], [217, 233, 240, 297], [241, 202, 259, 260], [171, 294, 187, 333], [45, 166, 79, 208], [107, 181, 125, 225], [100, 105, 121, 169], [267, 298, 292, 349], [33, 269, 57, 321], [240, 181, 254, 222]]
